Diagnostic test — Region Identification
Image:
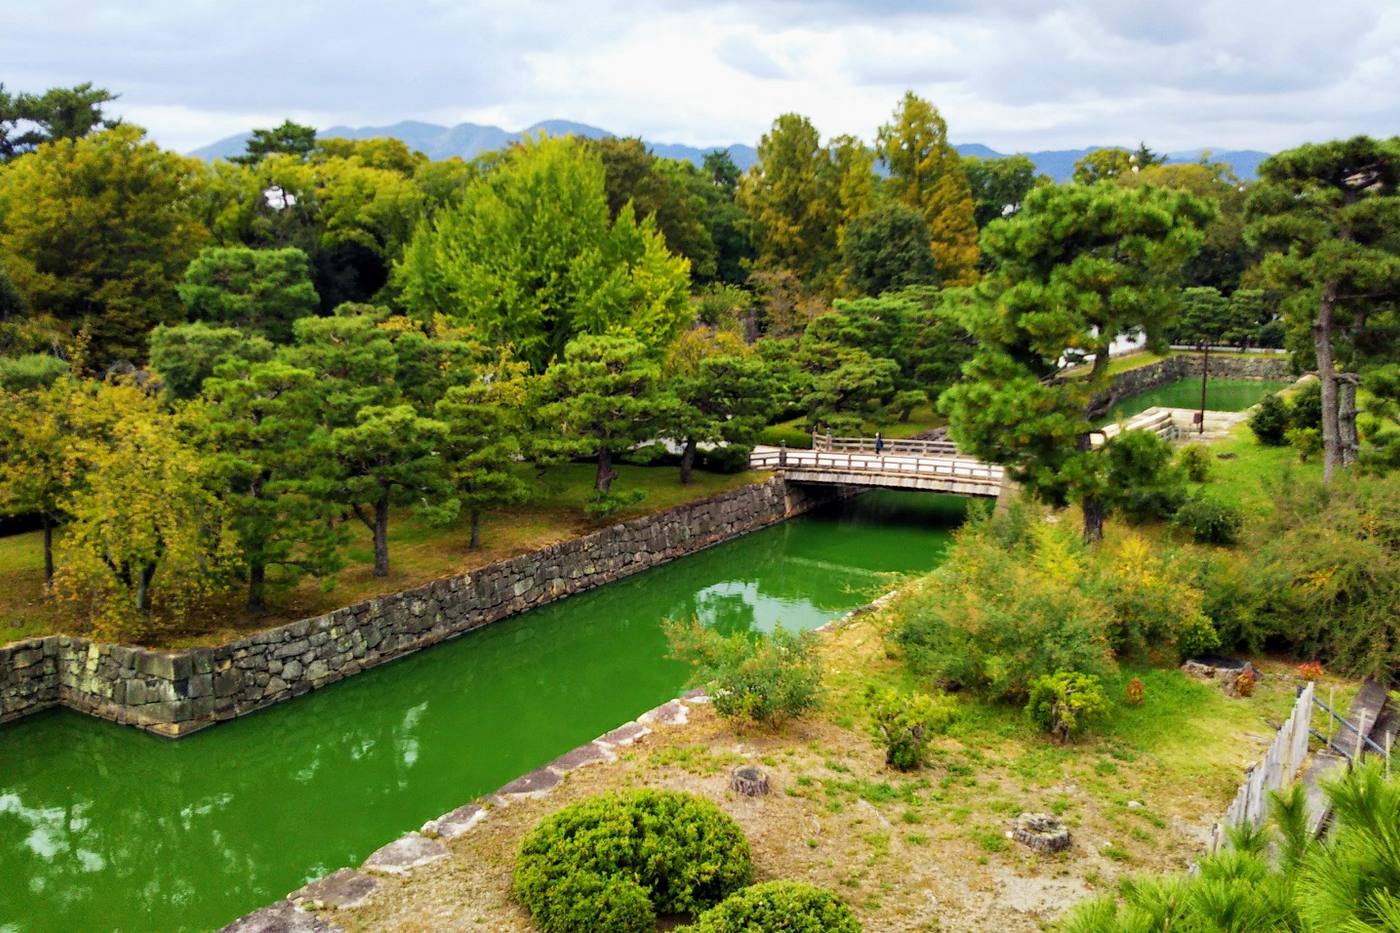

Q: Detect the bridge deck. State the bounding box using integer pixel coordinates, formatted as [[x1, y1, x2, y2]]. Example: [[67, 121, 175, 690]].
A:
[[750, 447, 1005, 498]]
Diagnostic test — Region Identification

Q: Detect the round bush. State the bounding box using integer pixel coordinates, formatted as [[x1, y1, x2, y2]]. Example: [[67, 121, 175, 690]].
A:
[[1249, 393, 1290, 446], [690, 880, 861, 932], [514, 789, 753, 932], [1173, 495, 1244, 545]]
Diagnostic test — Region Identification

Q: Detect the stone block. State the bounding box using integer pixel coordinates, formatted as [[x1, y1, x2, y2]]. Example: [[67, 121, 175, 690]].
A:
[[361, 832, 449, 876], [290, 868, 379, 911], [495, 767, 561, 798], [216, 899, 336, 933], [421, 803, 485, 840]]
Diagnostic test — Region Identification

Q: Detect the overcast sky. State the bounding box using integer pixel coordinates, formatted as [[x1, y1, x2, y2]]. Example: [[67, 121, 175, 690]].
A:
[[6, 0, 1399, 155]]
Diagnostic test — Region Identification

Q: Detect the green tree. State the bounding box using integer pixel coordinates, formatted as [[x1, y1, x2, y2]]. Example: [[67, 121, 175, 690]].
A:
[[178, 246, 319, 342], [961, 154, 1041, 228], [231, 120, 317, 166], [148, 322, 275, 400], [940, 183, 1212, 541], [285, 306, 398, 429], [1175, 286, 1255, 431], [700, 149, 753, 284], [396, 135, 691, 372], [434, 354, 531, 549], [535, 333, 677, 495], [0, 82, 119, 160], [1072, 147, 1135, 184], [737, 114, 837, 285], [1121, 159, 1255, 293], [839, 202, 938, 295], [876, 92, 980, 285], [1246, 137, 1400, 481], [0, 125, 210, 364], [666, 329, 776, 483], [194, 358, 345, 612]]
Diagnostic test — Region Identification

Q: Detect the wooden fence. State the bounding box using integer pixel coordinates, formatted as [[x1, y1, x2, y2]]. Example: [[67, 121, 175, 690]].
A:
[[811, 433, 959, 457], [1208, 681, 1314, 854]]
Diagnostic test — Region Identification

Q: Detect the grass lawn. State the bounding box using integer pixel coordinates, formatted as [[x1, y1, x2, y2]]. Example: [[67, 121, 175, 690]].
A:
[[760, 402, 947, 449], [1185, 421, 1320, 518], [338, 605, 1339, 933], [0, 463, 766, 648]]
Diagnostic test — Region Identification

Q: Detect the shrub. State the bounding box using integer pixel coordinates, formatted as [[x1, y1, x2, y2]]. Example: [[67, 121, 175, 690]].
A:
[[1025, 671, 1109, 743], [701, 444, 753, 474], [893, 517, 1116, 702], [1290, 380, 1322, 431], [1173, 494, 1244, 545], [1176, 612, 1222, 660], [756, 423, 813, 449], [1106, 430, 1188, 523], [584, 488, 646, 518], [690, 881, 861, 932], [1297, 661, 1324, 681], [1249, 393, 1290, 446], [1124, 677, 1145, 706], [0, 352, 68, 392], [666, 620, 822, 726], [514, 790, 753, 932], [1288, 426, 1322, 462], [1092, 534, 1216, 659], [1234, 669, 1257, 697], [1177, 444, 1212, 483], [865, 686, 956, 771]]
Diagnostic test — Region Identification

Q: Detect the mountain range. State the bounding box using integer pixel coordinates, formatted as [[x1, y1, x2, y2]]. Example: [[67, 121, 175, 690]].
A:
[[189, 119, 1269, 182]]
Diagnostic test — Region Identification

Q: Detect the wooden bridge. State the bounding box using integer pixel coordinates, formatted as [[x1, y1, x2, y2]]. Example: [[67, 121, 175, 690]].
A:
[[749, 433, 1006, 498]]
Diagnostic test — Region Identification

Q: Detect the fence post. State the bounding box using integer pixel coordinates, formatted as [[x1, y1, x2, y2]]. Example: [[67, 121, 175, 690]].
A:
[[778, 440, 786, 467]]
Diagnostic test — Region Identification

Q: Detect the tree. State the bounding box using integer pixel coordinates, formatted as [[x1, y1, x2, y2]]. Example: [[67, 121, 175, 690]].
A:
[[666, 329, 777, 483], [797, 343, 898, 433], [0, 82, 119, 160], [803, 293, 923, 419], [329, 404, 456, 578], [54, 410, 237, 639], [961, 154, 1041, 228], [1175, 286, 1247, 432], [876, 92, 980, 285], [194, 358, 345, 612], [0, 125, 209, 365], [737, 114, 841, 286], [178, 246, 319, 342], [284, 306, 399, 429], [434, 354, 531, 548], [1122, 159, 1255, 292], [840, 202, 938, 295], [940, 183, 1212, 541], [395, 135, 692, 372], [1072, 147, 1135, 184], [535, 334, 678, 495], [148, 322, 274, 400], [231, 120, 317, 166], [1246, 137, 1400, 481]]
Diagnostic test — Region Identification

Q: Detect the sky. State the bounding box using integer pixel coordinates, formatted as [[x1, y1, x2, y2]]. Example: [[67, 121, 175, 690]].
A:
[[5, 0, 1399, 155]]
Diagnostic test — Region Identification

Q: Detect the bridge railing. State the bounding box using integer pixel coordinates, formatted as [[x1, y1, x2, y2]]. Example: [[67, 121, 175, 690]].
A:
[[812, 433, 959, 457], [750, 449, 1003, 484]]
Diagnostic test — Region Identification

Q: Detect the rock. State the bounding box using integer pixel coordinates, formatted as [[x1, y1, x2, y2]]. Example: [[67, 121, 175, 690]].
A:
[[729, 766, 770, 797], [638, 699, 688, 727], [1182, 656, 1258, 696], [361, 832, 449, 876], [1011, 813, 1072, 854], [422, 803, 486, 840], [290, 869, 379, 911], [217, 899, 337, 932], [495, 767, 560, 798], [548, 742, 614, 773], [598, 721, 651, 747]]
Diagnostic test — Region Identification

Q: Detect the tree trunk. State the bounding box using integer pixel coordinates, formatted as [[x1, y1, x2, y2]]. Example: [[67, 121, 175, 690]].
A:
[[1315, 283, 1341, 484], [136, 562, 157, 615], [595, 448, 616, 495], [1081, 494, 1106, 544], [41, 514, 53, 586], [1198, 345, 1210, 434], [1338, 374, 1360, 467], [247, 561, 266, 614], [373, 496, 390, 577], [679, 438, 697, 485], [469, 509, 481, 549]]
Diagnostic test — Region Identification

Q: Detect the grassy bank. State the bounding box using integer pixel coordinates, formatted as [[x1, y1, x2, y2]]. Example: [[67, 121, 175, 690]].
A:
[[0, 463, 765, 648], [760, 401, 947, 449]]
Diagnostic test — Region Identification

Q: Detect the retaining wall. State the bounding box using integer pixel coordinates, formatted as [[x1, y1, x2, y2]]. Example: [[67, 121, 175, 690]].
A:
[[0, 478, 839, 737], [1099, 353, 1294, 403]]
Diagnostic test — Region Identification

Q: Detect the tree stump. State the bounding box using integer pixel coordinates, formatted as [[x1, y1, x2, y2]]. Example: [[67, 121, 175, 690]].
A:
[[729, 766, 770, 797], [1011, 813, 1071, 854]]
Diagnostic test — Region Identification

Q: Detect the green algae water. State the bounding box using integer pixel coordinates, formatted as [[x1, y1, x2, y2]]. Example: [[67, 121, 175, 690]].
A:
[[0, 491, 966, 933], [1102, 377, 1290, 426]]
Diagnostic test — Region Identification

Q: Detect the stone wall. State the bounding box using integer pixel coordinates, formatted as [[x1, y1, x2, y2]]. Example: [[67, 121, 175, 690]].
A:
[[0, 478, 840, 737], [1096, 353, 1294, 408]]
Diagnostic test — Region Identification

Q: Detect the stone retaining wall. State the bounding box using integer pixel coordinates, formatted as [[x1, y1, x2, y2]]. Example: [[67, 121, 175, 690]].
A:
[[1099, 353, 1294, 403], [0, 478, 839, 737]]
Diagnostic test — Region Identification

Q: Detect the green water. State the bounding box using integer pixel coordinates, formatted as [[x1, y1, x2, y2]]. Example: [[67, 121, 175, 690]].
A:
[[1103, 377, 1290, 426], [0, 491, 966, 933]]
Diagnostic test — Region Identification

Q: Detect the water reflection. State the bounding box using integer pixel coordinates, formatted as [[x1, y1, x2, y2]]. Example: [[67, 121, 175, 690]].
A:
[[0, 491, 963, 933]]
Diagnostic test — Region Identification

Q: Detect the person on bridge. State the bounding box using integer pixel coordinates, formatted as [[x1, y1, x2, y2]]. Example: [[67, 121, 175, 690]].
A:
[[874, 431, 884, 456]]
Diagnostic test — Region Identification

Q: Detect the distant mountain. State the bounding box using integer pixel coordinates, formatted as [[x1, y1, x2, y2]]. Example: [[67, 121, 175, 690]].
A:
[[189, 121, 1265, 181]]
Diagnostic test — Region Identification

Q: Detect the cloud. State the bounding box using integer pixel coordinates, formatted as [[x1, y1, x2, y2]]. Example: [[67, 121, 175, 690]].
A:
[[3, 0, 1398, 156]]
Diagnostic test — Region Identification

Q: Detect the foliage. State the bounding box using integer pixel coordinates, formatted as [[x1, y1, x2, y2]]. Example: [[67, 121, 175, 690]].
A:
[[1091, 534, 1219, 660], [1124, 677, 1145, 706], [0, 81, 119, 160], [666, 620, 823, 727], [876, 92, 979, 285], [1025, 671, 1109, 743], [1071, 148, 1135, 184], [666, 328, 776, 483], [1177, 444, 1212, 483], [865, 686, 956, 771], [1288, 426, 1322, 462], [962, 153, 1041, 228], [230, 120, 317, 165], [1102, 430, 1188, 524], [839, 202, 938, 295], [1296, 661, 1324, 681], [52, 410, 237, 640], [690, 881, 861, 933], [149, 322, 275, 400], [1174, 285, 1253, 348], [1249, 393, 1291, 446], [535, 333, 679, 494], [1234, 669, 1257, 697], [1172, 494, 1244, 545], [178, 246, 319, 342], [0, 353, 67, 392], [396, 135, 692, 372], [940, 183, 1212, 540], [0, 125, 210, 364], [514, 789, 753, 933]]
